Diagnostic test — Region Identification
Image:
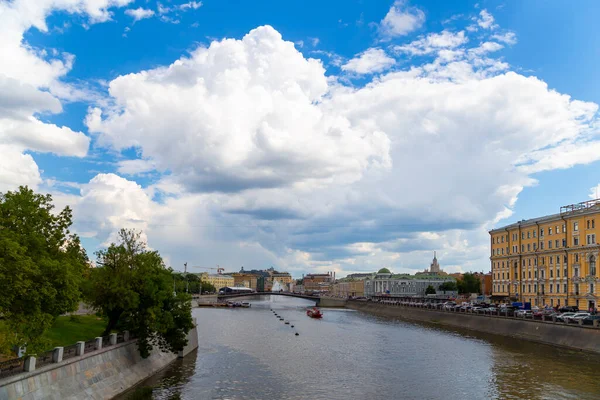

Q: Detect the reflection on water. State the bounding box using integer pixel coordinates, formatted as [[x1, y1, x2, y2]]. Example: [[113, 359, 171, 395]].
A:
[[116, 296, 600, 400]]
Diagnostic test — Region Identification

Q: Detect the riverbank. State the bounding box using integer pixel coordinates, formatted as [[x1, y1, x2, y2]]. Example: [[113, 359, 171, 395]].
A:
[[346, 301, 600, 354]]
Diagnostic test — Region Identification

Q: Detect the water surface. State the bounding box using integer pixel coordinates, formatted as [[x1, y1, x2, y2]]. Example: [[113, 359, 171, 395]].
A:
[[119, 295, 600, 400]]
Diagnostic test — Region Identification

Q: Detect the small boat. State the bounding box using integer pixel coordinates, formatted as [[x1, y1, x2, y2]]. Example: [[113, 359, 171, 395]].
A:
[[241, 302, 251, 308], [306, 307, 323, 319]]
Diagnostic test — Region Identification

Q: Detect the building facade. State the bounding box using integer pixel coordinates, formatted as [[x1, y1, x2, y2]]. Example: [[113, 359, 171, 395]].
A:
[[231, 273, 259, 290], [490, 198, 600, 310], [364, 268, 456, 297], [199, 273, 234, 289], [331, 279, 366, 297], [303, 273, 334, 292]]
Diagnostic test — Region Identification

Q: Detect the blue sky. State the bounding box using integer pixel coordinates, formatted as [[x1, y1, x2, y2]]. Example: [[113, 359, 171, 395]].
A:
[[1, 0, 599, 277]]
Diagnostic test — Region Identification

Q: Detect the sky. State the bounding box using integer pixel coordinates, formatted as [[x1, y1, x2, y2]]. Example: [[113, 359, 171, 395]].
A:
[[1, 0, 600, 278]]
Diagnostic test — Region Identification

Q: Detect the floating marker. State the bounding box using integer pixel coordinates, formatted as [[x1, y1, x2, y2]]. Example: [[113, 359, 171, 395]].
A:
[[295, 332, 299, 336], [285, 321, 289, 325], [291, 325, 294, 328]]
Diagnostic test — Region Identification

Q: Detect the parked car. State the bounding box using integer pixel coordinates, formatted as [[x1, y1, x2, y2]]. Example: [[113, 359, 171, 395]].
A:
[[559, 306, 579, 313], [566, 312, 591, 323], [583, 315, 600, 325], [486, 307, 498, 314], [515, 309, 533, 318], [443, 302, 457, 310], [557, 312, 576, 322]]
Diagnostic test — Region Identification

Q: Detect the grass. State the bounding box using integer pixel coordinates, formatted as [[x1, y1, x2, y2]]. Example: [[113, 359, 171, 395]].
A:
[[43, 314, 108, 348]]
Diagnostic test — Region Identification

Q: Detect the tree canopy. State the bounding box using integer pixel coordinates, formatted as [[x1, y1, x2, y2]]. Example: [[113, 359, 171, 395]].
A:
[[425, 285, 436, 295], [85, 229, 194, 358], [0, 186, 88, 354], [438, 281, 458, 292], [457, 273, 482, 294]]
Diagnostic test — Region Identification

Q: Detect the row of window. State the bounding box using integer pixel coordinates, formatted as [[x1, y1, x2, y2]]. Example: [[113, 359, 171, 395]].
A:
[[492, 235, 597, 255], [492, 220, 597, 245]]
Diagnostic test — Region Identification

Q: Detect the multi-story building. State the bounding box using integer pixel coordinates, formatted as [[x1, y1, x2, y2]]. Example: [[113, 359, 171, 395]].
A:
[[303, 273, 334, 292], [480, 272, 492, 296], [331, 278, 366, 298], [364, 267, 456, 297], [199, 272, 234, 289], [489, 198, 600, 310], [231, 273, 259, 290]]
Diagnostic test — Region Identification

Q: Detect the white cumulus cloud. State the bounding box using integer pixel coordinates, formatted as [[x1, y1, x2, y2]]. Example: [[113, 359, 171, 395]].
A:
[[125, 7, 155, 21], [379, 0, 425, 38], [342, 48, 395, 74]]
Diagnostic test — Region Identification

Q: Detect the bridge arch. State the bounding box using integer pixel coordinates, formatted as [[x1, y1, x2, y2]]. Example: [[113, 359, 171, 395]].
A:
[[217, 292, 320, 305]]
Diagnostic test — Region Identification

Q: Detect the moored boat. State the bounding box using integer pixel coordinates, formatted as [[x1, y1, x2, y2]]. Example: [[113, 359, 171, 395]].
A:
[[241, 302, 251, 308]]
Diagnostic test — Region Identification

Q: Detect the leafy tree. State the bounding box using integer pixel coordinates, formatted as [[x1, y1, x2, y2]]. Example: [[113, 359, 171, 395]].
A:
[[0, 186, 88, 354], [425, 285, 436, 295], [457, 273, 482, 294], [438, 281, 458, 291], [85, 229, 194, 358]]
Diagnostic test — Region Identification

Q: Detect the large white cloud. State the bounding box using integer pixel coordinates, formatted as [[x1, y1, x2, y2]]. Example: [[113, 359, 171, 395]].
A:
[[79, 17, 600, 275], [342, 48, 395, 74], [378, 0, 425, 38], [87, 25, 391, 193]]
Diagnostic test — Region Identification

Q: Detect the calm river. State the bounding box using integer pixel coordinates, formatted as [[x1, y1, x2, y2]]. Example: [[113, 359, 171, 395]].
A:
[[119, 295, 600, 400]]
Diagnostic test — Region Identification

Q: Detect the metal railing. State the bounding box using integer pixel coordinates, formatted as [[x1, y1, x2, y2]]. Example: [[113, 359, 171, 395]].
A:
[[36, 350, 54, 369], [0, 358, 24, 380], [62, 344, 79, 361]]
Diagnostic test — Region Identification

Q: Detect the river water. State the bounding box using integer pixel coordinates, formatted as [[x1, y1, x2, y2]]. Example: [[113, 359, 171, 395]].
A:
[[120, 295, 600, 400]]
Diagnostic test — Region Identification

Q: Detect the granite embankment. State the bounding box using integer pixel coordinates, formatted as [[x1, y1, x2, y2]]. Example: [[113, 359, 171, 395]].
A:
[[0, 324, 198, 400], [347, 301, 600, 354]]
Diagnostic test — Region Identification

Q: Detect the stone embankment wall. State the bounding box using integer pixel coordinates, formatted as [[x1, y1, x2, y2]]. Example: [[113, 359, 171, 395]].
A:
[[0, 325, 198, 400], [192, 294, 218, 306], [347, 302, 600, 354], [318, 297, 347, 308]]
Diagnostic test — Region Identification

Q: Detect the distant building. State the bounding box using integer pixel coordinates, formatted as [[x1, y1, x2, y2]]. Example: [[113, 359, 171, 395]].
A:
[[416, 252, 447, 276], [331, 278, 366, 297], [199, 272, 234, 289], [480, 272, 492, 296], [364, 268, 455, 297], [303, 273, 334, 292], [231, 273, 259, 290]]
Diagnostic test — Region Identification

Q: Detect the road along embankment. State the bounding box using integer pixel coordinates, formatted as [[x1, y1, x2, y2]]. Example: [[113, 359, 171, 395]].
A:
[[0, 324, 198, 400], [346, 302, 600, 354]]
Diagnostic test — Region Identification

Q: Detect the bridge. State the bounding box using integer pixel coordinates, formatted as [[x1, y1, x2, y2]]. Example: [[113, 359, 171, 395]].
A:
[[215, 292, 347, 307]]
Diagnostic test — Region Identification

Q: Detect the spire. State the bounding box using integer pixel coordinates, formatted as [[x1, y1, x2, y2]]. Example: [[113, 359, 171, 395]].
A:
[[433, 251, 437, 260]]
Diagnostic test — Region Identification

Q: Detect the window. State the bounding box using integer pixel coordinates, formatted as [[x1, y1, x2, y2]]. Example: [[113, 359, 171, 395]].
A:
[[522, 232, 525, 239], [528, 284, 531, 293], [534, 270, 538, 278], [522, 272, 525, 279], [556, 225, 560, 234], [534, 258, 537, 266], [521, 245, 525, 252], [501, 236, 504, 243], [587, 234, 596, 245], [564, 255, 568, 264], [533, 230, 537, 238], [540, 242, 544, 250], [550, 269, 553, 278], [549, 284, 552, 293], [575, 254, 579, 263], [522, 259, 526, 267], [548, 240, 552, 249], [564, 284, 567, 293], [527, 231, 531, 239], [522, 285, 525, 293], [550, 256, 553, 265], [591, 284, 595, 294], [575, 267, 579, 277], [540, 228, 544, 236], [564, 267, 568, 277], [555, 240, 559, 248], [574, 222, 579, 231], [533, 243, 537, 250], [574, 236, 579, 246], [541, 257, 545, 265], [591, 255, 596, 276], [556, 255, 560, 264], [575, 283, 579, 295], [541, 269, 545, 278], [527, 244, 531, 252], [562, 239, 566, 247], [587, 220, 591, 229], [557, 268, 560, 278], [593, 220, 595, 229], [528, 271, 531, 278], [528, 259, 531, 266], [549, 228, 553, 235], [563, 224, 566, 233]]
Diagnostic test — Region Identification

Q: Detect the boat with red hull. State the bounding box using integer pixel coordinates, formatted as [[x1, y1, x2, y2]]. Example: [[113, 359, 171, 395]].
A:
[[306, 307, 323, 319]]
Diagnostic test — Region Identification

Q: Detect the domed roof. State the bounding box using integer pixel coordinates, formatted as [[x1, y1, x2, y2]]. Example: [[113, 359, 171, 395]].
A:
[[377, 268, 391, 274]]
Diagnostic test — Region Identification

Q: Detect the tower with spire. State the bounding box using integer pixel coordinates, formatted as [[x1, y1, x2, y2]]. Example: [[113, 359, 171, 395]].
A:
[[429, 251, 441, 274]]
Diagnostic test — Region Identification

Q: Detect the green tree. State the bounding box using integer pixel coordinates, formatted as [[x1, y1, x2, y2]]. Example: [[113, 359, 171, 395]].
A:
[[85, 229, 194, 358], [438, 281, 458, 291], [425, 285, 436, 295], [457, 273, 481, 294], [0, 186, 88, 354]]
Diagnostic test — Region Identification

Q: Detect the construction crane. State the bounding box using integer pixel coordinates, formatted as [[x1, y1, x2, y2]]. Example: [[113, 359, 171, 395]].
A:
[[190, 265, 225, 274]]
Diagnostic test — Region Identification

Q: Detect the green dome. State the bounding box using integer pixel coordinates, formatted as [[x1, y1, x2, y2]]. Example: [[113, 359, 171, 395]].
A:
[[377, 268, 391, 274]]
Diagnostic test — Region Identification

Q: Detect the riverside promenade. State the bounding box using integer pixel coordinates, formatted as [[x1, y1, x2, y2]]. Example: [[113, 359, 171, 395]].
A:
[[346, 300, 600, 354]]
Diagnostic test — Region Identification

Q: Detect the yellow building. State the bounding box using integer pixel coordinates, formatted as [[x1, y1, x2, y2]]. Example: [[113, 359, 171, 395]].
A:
[[490, 198, 600, 310], [199, 272, 234, 289], [231, 273, 258, 290], [332, 279, 366, 298]]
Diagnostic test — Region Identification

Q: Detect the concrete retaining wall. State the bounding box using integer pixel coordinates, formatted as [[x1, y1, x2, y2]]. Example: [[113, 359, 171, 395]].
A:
[[347, 302, 600, 354], [0, 325, 198, 400], [318, 297, 347, 308]]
